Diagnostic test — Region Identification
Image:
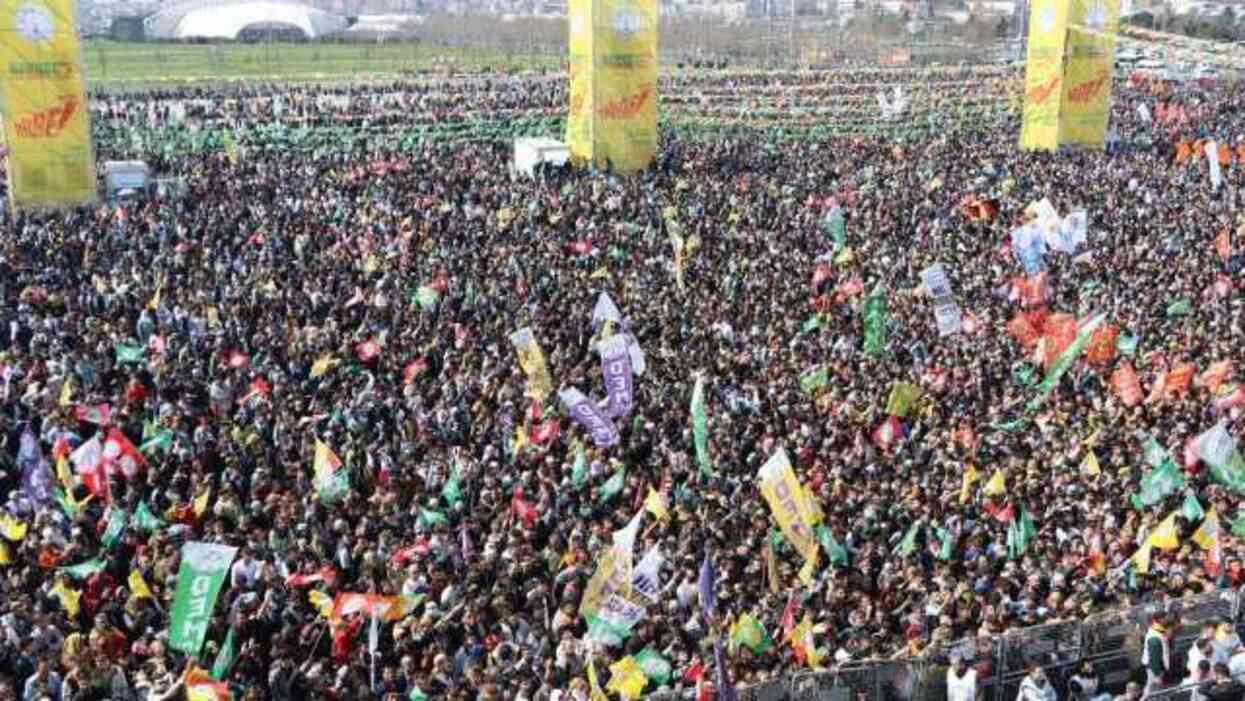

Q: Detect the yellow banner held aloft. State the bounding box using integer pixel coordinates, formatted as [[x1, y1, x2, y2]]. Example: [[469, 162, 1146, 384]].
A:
[[757, 447, 819, 563], [1019, 0, 1071, 151], [1059, 0, 1120, 147], [509, 327, 554, 402], [0, 0, 97, 208], [566, 0, 658, 172]]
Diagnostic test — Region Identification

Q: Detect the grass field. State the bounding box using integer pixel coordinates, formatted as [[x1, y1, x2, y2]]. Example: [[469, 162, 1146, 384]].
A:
[[83, 40, 562, 86]]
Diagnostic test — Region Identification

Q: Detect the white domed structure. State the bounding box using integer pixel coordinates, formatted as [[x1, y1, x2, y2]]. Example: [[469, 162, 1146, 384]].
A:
[[146, 0, 349, 40]]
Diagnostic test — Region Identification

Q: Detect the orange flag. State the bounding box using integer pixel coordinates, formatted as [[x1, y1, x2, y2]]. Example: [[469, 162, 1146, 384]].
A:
[[1176, 141, 1193, 163], [1111, 363, 1144, 407], [1041, 314, 1077, 370], [1085, 324, 1119, 365], [1196, 361, 1234, 393], [1216, 226, 1232, 261]]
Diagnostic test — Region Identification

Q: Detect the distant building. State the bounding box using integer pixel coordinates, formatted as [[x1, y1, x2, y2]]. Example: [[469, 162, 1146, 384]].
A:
[[145, 0, 350, 40]]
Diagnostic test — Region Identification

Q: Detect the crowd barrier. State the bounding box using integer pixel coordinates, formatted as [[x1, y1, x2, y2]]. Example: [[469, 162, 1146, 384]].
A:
[[645, 590, 1242, 701]]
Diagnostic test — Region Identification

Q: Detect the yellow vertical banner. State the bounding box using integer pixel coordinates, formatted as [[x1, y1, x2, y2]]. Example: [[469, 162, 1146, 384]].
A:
[[1059, 0, 1119, 147], [565, 0, 658, 172], [756, 447, 819, 563], [1019, 0, 1070, 151], [0, 0, 97, 208]]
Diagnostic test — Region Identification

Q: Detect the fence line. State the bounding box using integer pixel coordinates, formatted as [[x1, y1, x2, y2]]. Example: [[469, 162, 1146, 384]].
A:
[[645, 589, 1243, 701]]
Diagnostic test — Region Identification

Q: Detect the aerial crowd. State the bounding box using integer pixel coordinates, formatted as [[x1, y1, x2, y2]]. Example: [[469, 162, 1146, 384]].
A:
[[0, 65, 1244, 701]]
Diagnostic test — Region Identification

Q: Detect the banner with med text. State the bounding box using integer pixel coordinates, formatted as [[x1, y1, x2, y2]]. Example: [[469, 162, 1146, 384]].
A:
[[0, 0, 97, 208], [169, 542, 237, 657], [565, 0, 658, 172], [756, 448, 818, 562], [1020, 0, 1070, 150], [1058, 0, 1119, 147]]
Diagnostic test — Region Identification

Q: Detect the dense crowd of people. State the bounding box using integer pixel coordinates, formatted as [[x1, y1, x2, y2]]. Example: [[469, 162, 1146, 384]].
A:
[[0, 64, 1244, 701]]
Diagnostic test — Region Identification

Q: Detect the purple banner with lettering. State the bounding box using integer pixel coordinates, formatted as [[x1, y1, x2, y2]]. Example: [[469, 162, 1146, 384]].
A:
[[19, 428, 54, 506], [559, 387, 620, 448], [599, 335, 634, 419]]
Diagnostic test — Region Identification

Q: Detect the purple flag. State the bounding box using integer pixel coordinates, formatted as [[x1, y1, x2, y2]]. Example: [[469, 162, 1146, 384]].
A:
[[598, 335, 634, 419], [558, 388, 619, 448], [699, 552, 717, 622], [19, 429, 53, 506], [714, 635, 740, 701]]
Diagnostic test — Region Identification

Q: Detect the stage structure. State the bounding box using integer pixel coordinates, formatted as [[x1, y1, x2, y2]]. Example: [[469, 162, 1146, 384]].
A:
[[1019, 0, 1120, 151], [565, 0, 658, 172]]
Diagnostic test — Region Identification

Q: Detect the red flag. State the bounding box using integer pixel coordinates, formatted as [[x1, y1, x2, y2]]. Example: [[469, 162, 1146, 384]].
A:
[[148, 335, 167, 356], [103, 428, 145, 479], [286, 565, 337, 589], [237, 377, 272, 405], [52, 436, 71, 461], [811, 263, 833, 290], [1085, 324, 1119, 365], [531, 420, 561, 444], [1040, 314, 1078, 370], [1196, 361, 1234, 392], [355, 340, 381, 363], [403, 358, 428, 384], [225, 350, 249, 370], [74, 404, 112, 426], [872, 416, 903, 451], [1111, 363, 1143, 407], [984, 501, 1015, 523], [780, 591, 800, 638], [684, 659, 706, 683], [390, 538, 432, 567], [833, 276, 864, 303], [511, 486, 539, 528], [569, 240, 593, 256]]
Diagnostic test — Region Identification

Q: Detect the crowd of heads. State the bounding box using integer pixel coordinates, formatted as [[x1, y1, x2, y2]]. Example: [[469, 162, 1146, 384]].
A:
[[0, 65, 1243, 700]]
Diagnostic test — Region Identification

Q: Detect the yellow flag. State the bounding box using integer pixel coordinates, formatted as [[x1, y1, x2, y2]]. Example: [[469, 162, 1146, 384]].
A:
[[313, 440, 342, 479], [192, 487, 212, 518], [308, 590, 334, 619], [1081, 450, 1101, 477], [0, 515, 27, 542], [644, 488, 668, 521], [59, 377, 73, 407], [1193, 510, 1220, 551], [51, 581, 81, 617], [1132, 541, 1153, 574], [607, 656, 648, 700], [982, 469, 1006, 497], [0, 542, 10, 566], [310, 355, 338, 379], [56, 455, 73, 491], [960, 464, 981, 504], [587, 658, 609, 701], [802, 485, 824, 525], [789, 613, 823, 668], [1147, 512, 1180, 551], [128, 569, 153, 600], [797, 546, 819, 586], [148, 287, 161, 311], [512, 426, 528, 456]]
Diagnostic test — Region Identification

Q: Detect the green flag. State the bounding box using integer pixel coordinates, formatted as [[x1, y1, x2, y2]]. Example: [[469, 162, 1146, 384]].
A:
[[729, 613, 773, 654], [863, 283, 889, 357], [408, 690, 430, 701], [1130, 457, 1185, 510], [314, 469, 351, 505], [1166, 299, 1192, 317], [1183, 493, 1205, 522], [1027, 313, 1106, 412], [59, 558, 106, 580], [413, 286, 440, 311], [1233, 514, 1245, 538], [132, 501, 164, 532], [169, 542, 237, 656], [441, 474, 462, 508], [210, 628, 237, 680], [597, 468, 626, 503], [419, 508, 449, 529], [1208, 452, 1245, 495], [935, 526, 956, 561], [814, 524, 848, 565], [885, 382, 921, 417], [801, 314, 822, 335], [800, 366, 829, 395], [1007, 509, 1037, 559], [1011, 363, 1037, 387], [1117, 332, 1139, 356], [691, 377, 713, 477], [821, 209, 846, 247], [897, 521, 920, 555], [115, 344, 146, 365], [53, 488, 82, 518], [140, 419, 174, 454], [570, 442, 588, 489], [635, 648, 673, 684], [101, 508, 128, 548]]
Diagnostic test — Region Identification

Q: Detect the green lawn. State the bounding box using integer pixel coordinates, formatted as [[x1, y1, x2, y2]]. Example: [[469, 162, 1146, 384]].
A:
[[83, 40, 561, 86]]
